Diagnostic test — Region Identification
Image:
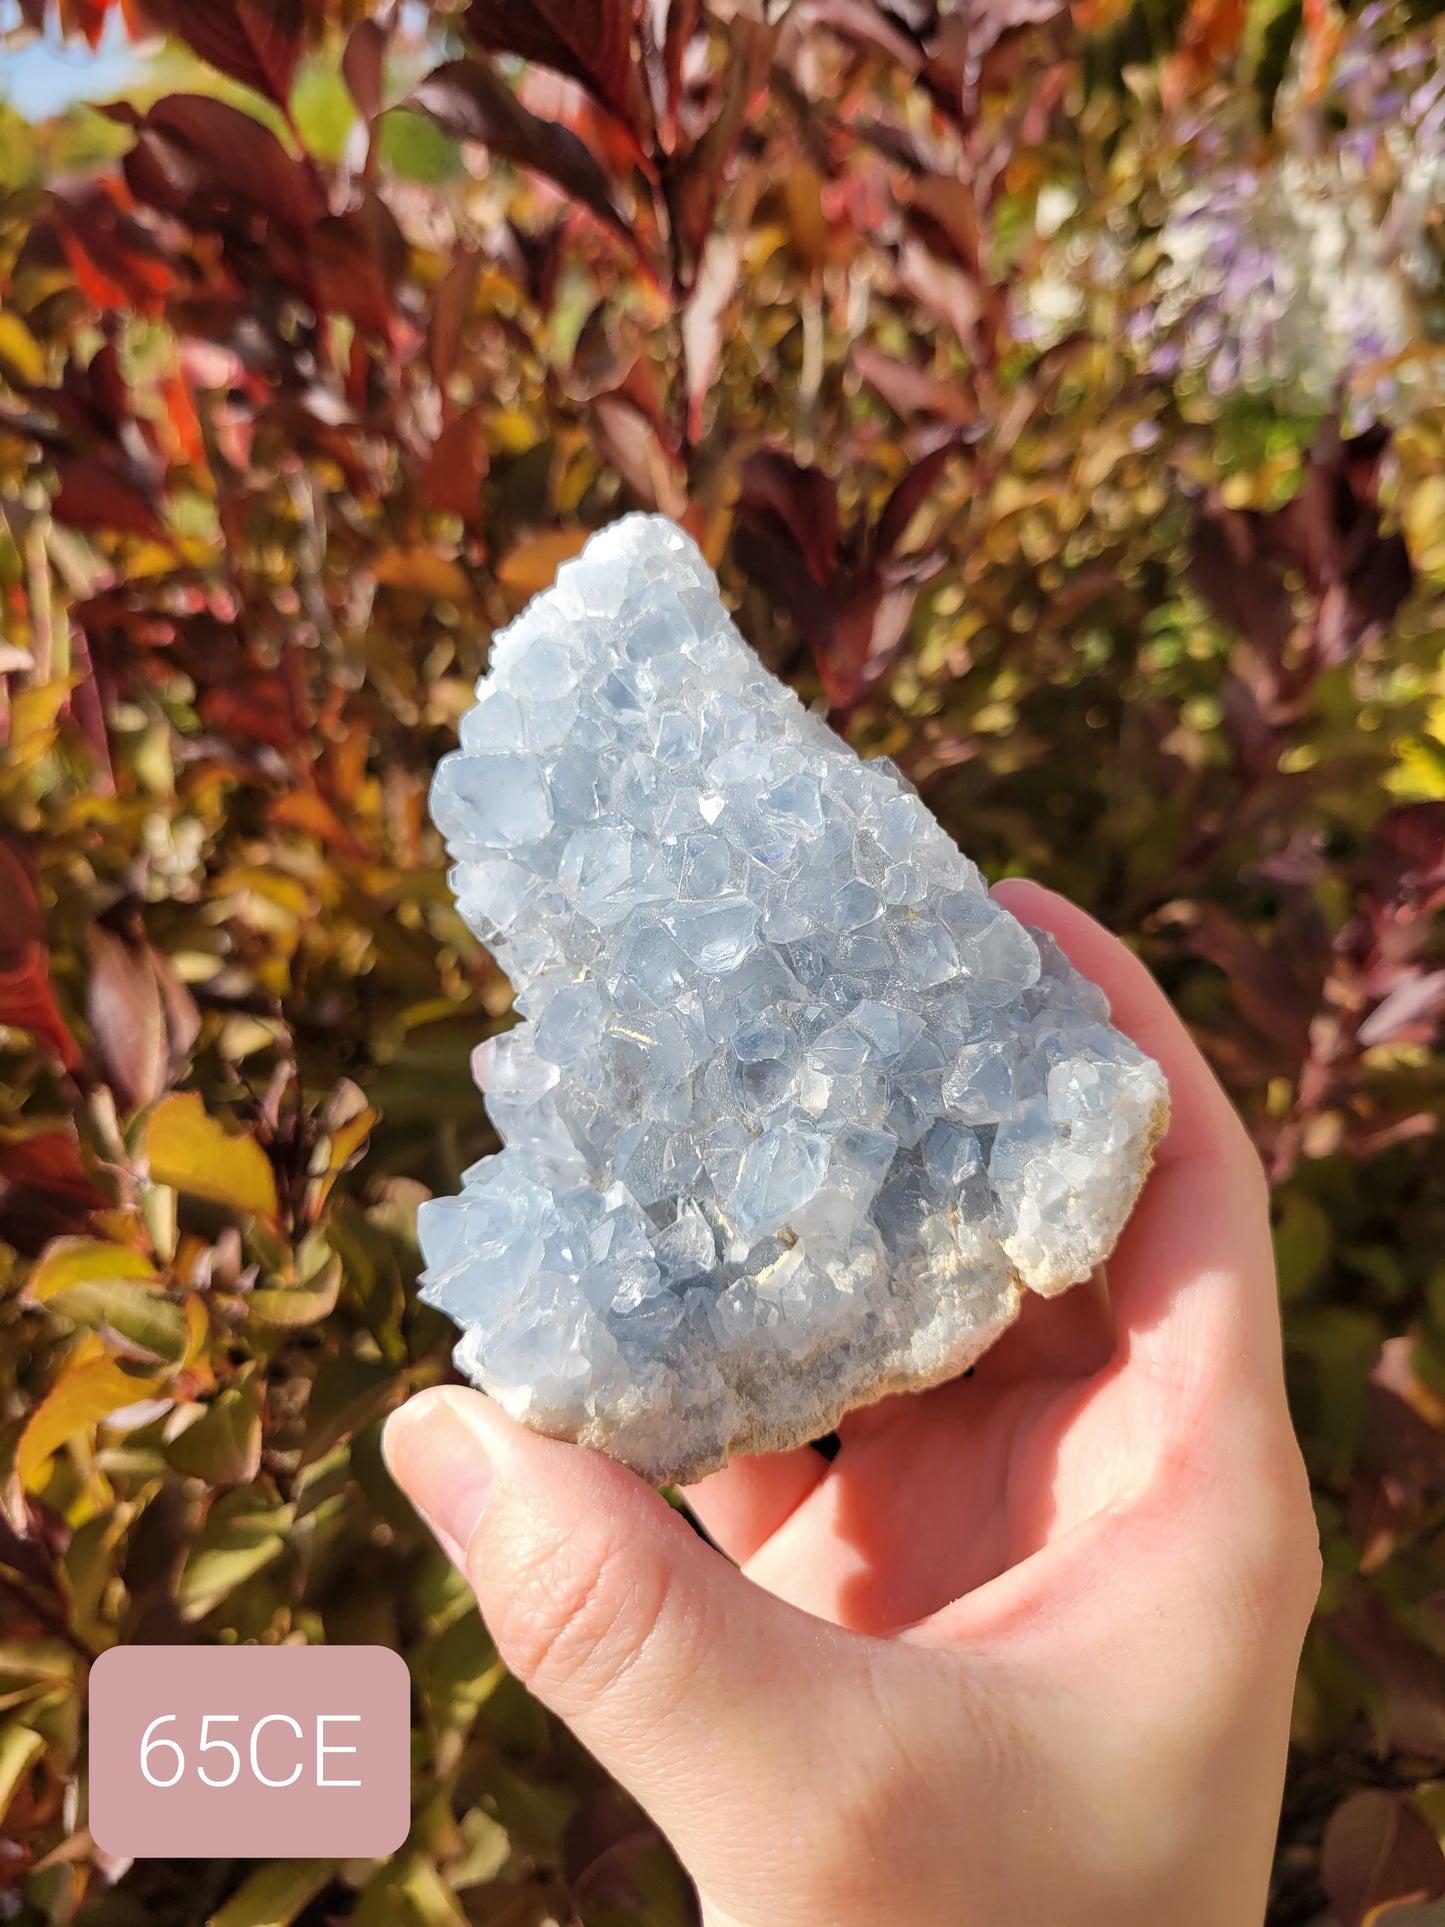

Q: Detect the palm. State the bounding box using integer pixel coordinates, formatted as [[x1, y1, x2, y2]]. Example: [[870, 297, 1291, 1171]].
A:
[[685, 1271, 1173, 1634], [683, 880, 1277, 1640]]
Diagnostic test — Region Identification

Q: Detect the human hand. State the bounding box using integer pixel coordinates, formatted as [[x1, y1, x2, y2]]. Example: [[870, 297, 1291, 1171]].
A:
[[382, 881, 1321, 1927]]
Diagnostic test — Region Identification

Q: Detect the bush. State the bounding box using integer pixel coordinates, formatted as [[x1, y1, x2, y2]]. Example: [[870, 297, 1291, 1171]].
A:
[[0, 2, 1442, 1922]]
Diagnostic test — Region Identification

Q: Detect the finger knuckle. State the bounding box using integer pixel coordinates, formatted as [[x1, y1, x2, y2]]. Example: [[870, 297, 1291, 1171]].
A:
[[1233, 1135, 1272, 1217], [1215, 1426, 1321, 1651], [487, 1520, 675, 1708], [1254, 1434, 1322, 1618]]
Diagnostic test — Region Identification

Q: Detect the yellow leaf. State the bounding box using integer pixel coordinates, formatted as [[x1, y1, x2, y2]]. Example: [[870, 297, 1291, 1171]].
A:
[[371, 545, 473, 603], [3, 680, 74, 779], [25, 1239, 159, 1301], [0, 314, 44, 384], [121, 539, 184, 580], [325, 1104, 377, 1175], [490, 407, 537, 455], [17, 1355, 165, 1488], [0, 1725, 46, 1827], [783, 163, 829, 270], [1405, 474, 1445, 577], [145, 1093, 279, 1223], [182, 1291, 212, 1370], [497, 525, 591, 595]]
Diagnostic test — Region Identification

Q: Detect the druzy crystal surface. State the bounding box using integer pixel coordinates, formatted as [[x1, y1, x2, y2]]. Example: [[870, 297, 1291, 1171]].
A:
[[418, 514, 1169, 1483]]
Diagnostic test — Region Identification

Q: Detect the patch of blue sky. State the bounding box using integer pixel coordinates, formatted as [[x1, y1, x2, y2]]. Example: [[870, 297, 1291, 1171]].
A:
[[0, 2, 138, 121]]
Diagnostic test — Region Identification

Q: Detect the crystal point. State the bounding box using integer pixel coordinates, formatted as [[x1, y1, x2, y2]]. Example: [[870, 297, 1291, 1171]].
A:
[[420, 514, 1169, 1482]]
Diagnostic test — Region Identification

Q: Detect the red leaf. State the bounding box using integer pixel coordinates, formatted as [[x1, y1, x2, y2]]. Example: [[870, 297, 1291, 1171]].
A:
[[734, 447, 956, 709], [146, 0, 304, 107], [824, 584, 912, 711], [1191, 424, 1414, 677], [117, 95, 328, 236], [1329, 1595, 1445, 1758], [1156, 900, 1314, 1056], [0, 843, 46, 952], [680, 231, 739, 444], [879, 0, 938, 33], [342, 16, 388, 122], [1163, 0, 1248, 107], [1367, 803, 1445, 910], [411, 59, 634, 247], [1320, 1790, 1445, 1927], [84, 338, 130, 437], [84, 923, 197, 1113], [1356, 970, 1445, 1048], [669, 16, 774, 274], [86, 925, 166, 1113], [307, 194, 406, 336], [591, 392, 686, 517], [463, 0, 636, 127], [59, 0, 109, 47], [0, 942, 82, 1073], [52, 458, 165, 539], [648, 0, 699, 145], [894, 239, 984, 359], [872, 436, 959, 560], [0, 1133, 108, 1258], [65, 622, 116, 798], [737, 450, 838, 585], [54, 183, 177, 314], [429, 250, 482, 393], [198, 671, 294, 750], [424, 408, 489, 520], [854, 344, 976, 426]]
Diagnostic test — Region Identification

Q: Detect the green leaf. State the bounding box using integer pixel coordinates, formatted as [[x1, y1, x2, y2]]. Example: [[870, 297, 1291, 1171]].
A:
[[1274, 1194, 1331, 1305], [247, 1253, 342, 1328], [443, 1806, 511, 1891], [292, 62, 357, 163], [43, 1280, 190, 1369], [378, 108, 461, 184], [177, 1493, 293, 1621], [207, 1857, 341, 1927], [166, 1368, 263, 1485], [60, 1507, 132, 1652], [301, 1353, 398, 1466], [354, 1854, 466, 1927], [417, 1609, 503, 1740]]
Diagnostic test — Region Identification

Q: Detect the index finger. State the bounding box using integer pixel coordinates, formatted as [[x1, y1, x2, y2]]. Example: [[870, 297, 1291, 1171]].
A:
[[992, 878, 1283, 1386], [992, 878, 1255, 1178]]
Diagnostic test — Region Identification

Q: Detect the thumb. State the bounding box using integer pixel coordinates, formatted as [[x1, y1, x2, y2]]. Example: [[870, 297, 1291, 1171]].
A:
[[381, 1386, 870, 1878]]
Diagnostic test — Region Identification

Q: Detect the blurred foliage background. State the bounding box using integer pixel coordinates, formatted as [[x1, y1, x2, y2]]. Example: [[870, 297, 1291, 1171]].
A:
[[0, 0, 1442, 1921]]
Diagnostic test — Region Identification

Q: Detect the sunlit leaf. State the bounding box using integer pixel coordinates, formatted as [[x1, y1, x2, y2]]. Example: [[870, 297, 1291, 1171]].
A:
[[25, 1240, 156, 1303], [177, 1493, 293, 1620], [246, 1252, 341, 1326], [497, 526, 592, 595], [209, 1859, 343, 1927], [17, 1354, 165, 1488], [0, 1725, 46, 1829], [144, 1093, 279, 1224], [165, 1367, 263, 1484]]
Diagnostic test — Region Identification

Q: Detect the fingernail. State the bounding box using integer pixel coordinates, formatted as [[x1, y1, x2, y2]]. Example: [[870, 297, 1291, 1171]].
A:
[[383, 1390, 494, 1568]]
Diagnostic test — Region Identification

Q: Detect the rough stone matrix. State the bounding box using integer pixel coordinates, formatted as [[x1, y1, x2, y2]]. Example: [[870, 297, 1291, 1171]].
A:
[[418, 514, 1170, 1484]]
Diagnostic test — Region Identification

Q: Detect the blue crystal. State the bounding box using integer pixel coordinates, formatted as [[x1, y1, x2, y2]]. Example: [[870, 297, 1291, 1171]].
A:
[[417, 514, 1169, 1481]]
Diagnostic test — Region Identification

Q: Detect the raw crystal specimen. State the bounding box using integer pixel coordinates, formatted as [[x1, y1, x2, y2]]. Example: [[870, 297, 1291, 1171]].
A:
[[418, 515, 1169, 1484]]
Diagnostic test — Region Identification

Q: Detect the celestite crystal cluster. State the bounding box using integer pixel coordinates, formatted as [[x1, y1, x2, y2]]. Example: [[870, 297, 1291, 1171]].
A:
[[418, 515, 1169, 1483]]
